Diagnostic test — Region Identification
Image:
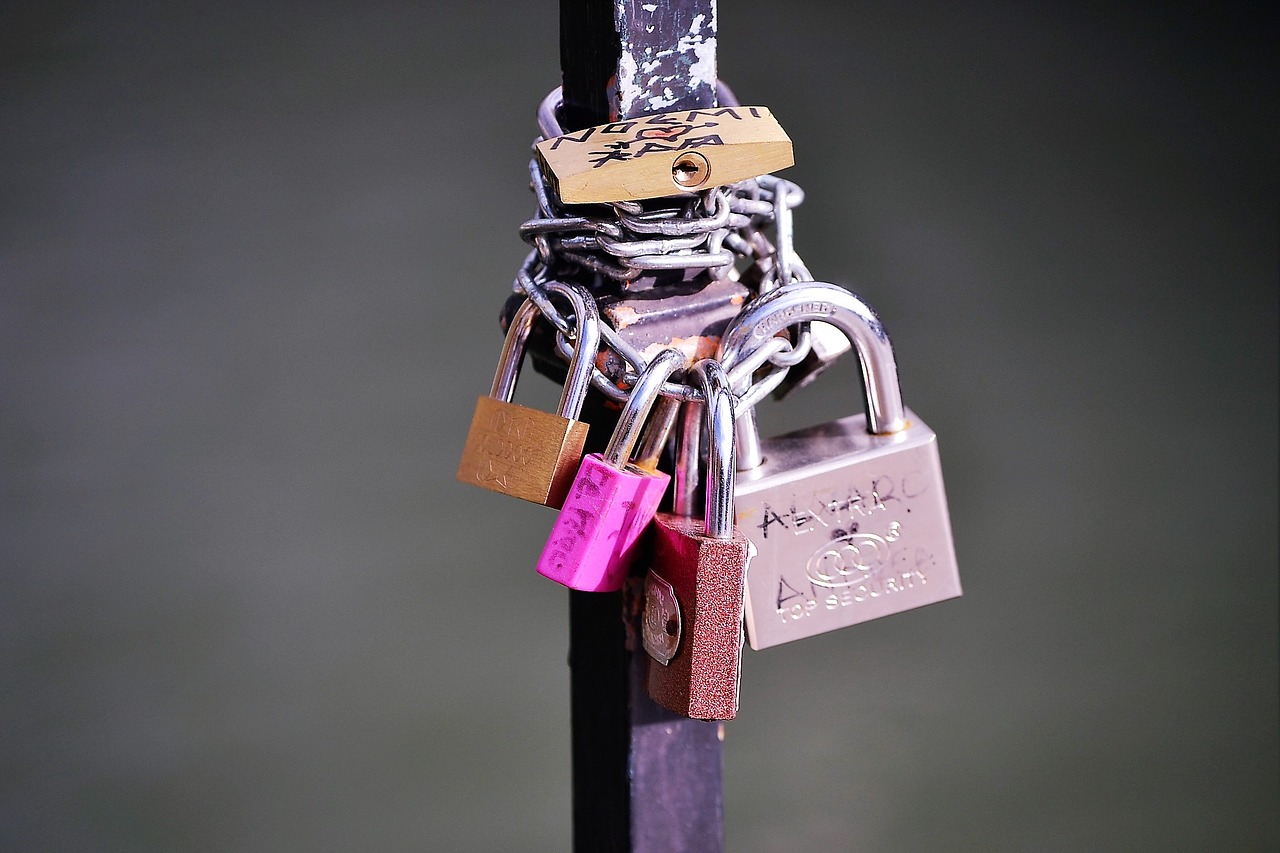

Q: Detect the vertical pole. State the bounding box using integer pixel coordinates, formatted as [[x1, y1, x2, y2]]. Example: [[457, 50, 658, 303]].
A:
[[560, 2, 724, 851]]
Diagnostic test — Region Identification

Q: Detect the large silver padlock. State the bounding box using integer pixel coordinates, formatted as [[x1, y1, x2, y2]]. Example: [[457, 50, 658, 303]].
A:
[[719, 281, 961, 650]]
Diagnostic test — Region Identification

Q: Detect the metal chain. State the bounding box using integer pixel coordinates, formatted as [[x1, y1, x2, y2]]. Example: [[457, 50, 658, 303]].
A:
[[510, 91, 818, 411]]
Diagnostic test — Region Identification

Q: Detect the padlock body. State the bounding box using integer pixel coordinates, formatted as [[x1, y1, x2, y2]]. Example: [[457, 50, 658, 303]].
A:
[[734, 407, 961, 650], [537, 454, 670, 592], [645, 514, 750, 720], [456, 396, 589, 509]]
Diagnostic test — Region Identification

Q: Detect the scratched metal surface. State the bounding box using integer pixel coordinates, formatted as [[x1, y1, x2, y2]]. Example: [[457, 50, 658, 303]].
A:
[[615, 0, 717, 116], [1, 1, 1276, 851]]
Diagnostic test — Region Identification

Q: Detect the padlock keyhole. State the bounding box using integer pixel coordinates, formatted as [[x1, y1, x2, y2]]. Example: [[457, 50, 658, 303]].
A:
[[671, 153, 710, 190]]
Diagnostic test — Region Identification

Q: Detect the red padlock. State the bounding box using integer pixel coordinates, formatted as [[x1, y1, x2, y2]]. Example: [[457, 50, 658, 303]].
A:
[[644, 359, 752, 721]]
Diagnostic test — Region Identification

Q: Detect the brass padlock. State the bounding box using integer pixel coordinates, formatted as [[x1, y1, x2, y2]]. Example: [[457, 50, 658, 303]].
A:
[[456, 281, 600, 509], [644, 359, 752, 721], [535, 94, 793, 205], [720, 281, 962, 650]]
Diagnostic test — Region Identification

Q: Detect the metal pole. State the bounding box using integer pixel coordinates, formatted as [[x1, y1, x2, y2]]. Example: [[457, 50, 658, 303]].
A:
[[560, 2, 725, 850]]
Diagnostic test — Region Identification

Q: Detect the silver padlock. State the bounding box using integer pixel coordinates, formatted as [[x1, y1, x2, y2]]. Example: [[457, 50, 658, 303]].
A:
[[720, 281, 961, 650]]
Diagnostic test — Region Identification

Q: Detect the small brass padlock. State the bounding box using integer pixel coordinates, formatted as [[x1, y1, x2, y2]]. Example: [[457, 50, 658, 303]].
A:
[[720, 281, 962, 650], [644, 359, 752, 721], [456, 281, 599, 509], [535, 91, 793, 204]]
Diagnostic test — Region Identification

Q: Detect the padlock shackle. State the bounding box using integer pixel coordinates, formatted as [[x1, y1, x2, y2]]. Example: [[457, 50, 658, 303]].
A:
[[490, 298, 538, 401], [545, 281, 601, 421], [603, 348, 685, 468], [719, 281, 907, 435], [632, 395, 682, 473], [691, 359, 737, 541], [489, 283, 601, 421]]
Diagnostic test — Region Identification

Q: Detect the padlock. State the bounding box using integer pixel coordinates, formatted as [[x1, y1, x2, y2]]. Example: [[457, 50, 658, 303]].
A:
[[719, 281, 962, 650], [456, 281, 600, 509], [644, 359, 752, 721], [535, 98, 794, 205], [536, 348, 684, 592]]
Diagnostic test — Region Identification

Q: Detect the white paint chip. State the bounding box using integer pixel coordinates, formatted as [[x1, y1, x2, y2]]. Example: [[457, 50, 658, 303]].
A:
[[676, 13, 716, 91], [616, 2, 718, 115]]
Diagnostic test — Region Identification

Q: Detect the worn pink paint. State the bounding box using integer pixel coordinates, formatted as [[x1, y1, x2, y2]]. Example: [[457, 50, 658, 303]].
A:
[[537, 453, 670, 592]]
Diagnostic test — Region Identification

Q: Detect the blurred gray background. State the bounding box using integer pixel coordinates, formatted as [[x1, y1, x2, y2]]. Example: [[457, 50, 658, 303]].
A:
[[2, 1, 1276, 850]]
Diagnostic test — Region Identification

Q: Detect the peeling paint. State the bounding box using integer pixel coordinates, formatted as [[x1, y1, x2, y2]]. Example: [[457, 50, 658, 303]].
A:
[[615, 0, 717, 117], [610, 305, 642, 328], [688, 37, 715, 86], [648, 86, 679, 110], [617, 49, 643, 112], [639, 335, 721, 366], [677, 12, 717, 91]]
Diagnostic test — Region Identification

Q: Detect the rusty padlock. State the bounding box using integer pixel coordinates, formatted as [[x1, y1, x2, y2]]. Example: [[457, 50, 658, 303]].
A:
[[644, 359, 752, 721]]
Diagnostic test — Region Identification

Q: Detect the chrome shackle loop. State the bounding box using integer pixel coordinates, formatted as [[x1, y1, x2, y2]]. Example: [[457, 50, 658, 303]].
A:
[[720, 281, 907, 435]]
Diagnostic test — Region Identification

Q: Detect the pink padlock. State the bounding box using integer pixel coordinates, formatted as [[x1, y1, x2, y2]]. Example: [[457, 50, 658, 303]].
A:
[[537, 349, 684, 592]]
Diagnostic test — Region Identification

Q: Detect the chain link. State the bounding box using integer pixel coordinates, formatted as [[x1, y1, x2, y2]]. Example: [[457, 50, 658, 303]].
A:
[[511, 88, 817, 411]]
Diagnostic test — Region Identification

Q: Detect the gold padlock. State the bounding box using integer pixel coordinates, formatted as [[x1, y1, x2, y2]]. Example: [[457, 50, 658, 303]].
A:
[[536, 104, 793, 205], [456, 282, 600, 509]]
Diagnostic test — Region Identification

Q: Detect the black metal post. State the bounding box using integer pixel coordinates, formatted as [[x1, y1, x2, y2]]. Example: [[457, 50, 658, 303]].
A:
[[560, 2, 726, 851]]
